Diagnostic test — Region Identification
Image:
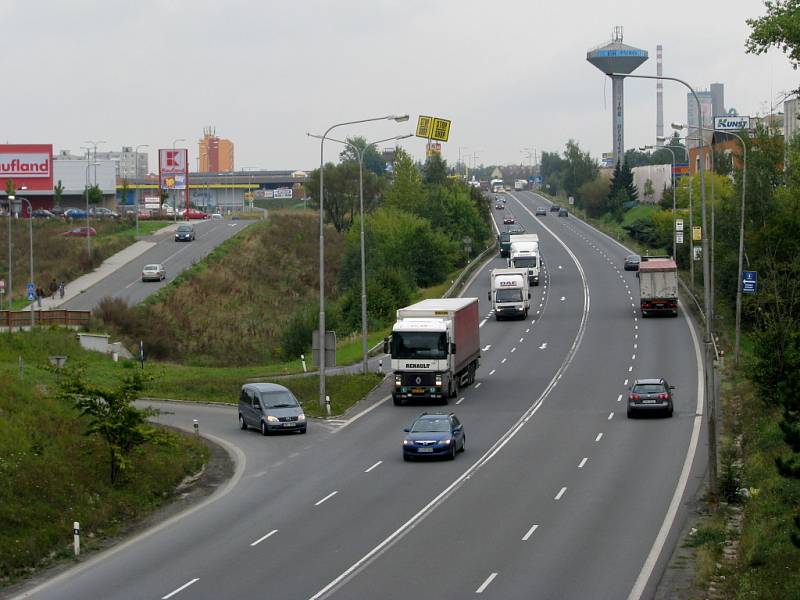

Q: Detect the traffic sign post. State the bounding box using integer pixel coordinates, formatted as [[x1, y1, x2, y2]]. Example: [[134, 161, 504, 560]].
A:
[[742, 270, 757, 294], [27, 282, 36, 302], [675, 218, 684, 232], [675, 231, 684, 244]]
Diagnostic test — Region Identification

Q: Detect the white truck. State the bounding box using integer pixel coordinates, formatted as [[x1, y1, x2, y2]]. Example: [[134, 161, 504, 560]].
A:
[[514, 179, 527, 191], [638, 257, 678, 317], [386, 298, 481, 405], [508, 234, 540, 286], [488, 268, 530, 320], [490, 178, 504, 193]]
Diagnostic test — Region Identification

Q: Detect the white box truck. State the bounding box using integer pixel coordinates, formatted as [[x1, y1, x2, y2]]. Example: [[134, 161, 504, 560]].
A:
[[638, 257, 678, 317], [488, 268, 530, 320], [508, 234, 540, 286], [386, 298, 481, 405]]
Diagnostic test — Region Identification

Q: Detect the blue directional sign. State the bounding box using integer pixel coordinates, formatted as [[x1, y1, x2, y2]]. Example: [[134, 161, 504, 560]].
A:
[[742, 270, 757, 294], [27, 283, 36, 301], [528, 175, 543, 184]]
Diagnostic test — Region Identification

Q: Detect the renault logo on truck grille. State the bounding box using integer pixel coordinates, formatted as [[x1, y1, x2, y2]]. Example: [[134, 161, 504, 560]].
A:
[[415, 376, 422, 385]]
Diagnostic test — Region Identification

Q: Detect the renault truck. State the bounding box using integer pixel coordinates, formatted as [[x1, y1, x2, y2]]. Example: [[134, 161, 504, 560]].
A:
[[508, 234, 540, 285], [488, 268, 530, 320], [386, 298, 481, 406], [638, 257, 678, 317]]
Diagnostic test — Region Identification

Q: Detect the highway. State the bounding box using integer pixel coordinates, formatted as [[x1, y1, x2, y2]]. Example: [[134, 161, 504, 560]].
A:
[[60, 218, 254, 310], [11, 192, 705, 600]]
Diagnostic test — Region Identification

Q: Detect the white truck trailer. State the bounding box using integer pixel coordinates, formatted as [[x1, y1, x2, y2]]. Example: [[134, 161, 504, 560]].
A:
[[386, 298, 481, 405], [488, 268, 530, 320], [508, 234, 540, 286]]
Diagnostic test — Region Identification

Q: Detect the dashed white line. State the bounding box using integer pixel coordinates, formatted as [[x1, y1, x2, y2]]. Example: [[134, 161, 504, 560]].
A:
[[315, 491, 338, 506], [364, 461, 382, 473], [628, 366, 633, 372], [522, 524, 539, 541], [538, 343, 547, 349], [456, 397, 465, 405], [489, 369, 496, 376], [631, 354, 636, 360], [519, 337, 524, 343], [578, 457, 588, 468], [525, 328, 530, 333], [511, 347, 516, 353], [474, 382, 482, 388], [624, 379, 628, 386], [476, 573, 498, 594], [482, 344, 492, 352], [617, 394, 623, 402], [501, 358, 507, 364], [595, 433, 604, 442], [608, 412, 615, 420], [634, 343, 638, 349], [554, 487, 567, 500], [479, 319, 488, 328], [250, 529, 278, 546], [162, 578, 199, 599], [561, 296, 566, 302]]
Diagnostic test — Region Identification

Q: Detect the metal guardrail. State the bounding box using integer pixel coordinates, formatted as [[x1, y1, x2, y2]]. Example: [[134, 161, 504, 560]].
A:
[[677, 278, 722, 361]]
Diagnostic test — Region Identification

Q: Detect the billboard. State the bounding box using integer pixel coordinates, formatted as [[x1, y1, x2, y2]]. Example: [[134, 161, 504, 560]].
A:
[[159, 149, 188, 190], [714, 115, 750, 131], [0, 144, 54, 192], [415, 115, 451, 142], [273, 187, 293, 199]]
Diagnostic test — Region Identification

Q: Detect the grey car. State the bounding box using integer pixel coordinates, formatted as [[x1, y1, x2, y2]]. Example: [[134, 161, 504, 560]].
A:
[[175, 223, 195, 242], [239, 383, 307, 435], [627, 378, 674, 418]]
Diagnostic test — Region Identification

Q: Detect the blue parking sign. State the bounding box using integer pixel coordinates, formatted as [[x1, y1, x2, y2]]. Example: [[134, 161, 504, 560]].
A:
[[742, 271, 757, 294], [27, 282, 36, 301]]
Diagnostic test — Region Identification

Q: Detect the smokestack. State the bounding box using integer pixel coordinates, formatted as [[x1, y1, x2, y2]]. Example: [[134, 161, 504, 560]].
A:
[[656, 44, 664, 146]]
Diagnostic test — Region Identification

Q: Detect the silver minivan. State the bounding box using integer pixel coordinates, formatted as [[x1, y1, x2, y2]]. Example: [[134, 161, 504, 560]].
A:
[[238, 383, 307, 435]]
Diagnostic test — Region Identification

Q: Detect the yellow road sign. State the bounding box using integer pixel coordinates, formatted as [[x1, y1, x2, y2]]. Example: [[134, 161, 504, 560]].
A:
[[416, 115, 451, 142], [416, 115, 434, 138], [692, 226, 702, 241]]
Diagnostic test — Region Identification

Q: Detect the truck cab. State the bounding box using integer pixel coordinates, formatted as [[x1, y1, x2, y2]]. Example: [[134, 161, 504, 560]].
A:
[[488, 268, 530, 320], [508, 234, 540, 286]]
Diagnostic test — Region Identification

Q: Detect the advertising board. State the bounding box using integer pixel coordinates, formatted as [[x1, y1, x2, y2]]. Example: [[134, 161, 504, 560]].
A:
[[0, 144, 54, 191]]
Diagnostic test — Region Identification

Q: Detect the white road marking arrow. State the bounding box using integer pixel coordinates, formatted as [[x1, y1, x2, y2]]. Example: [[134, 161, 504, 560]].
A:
[[560, 296, 566, 302], [539, 343, 547, 350]]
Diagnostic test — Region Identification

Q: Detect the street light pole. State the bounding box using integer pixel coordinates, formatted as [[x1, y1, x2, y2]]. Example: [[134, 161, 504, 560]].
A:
[[134, 144, 150, 237], [12, 197, 35, 326], [655, 138, 679, 259], [612, 71, 717, 502], [172, 138, 186, 221], [315, 114, 409, 408]]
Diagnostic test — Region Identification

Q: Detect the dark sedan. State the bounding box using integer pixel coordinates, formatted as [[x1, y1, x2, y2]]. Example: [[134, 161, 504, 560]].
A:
[[503, 215, 515, 224], [627, 378, 674, 417], [403, 412, 465, 461], [624, 254, 641, 271], [31, 209, 56, 219]]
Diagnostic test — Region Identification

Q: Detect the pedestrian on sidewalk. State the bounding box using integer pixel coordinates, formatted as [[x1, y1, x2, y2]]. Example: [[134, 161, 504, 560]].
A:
[[36, 286, 44, 308], [48, 279, 58, 299], [58, 281, 65, 299]]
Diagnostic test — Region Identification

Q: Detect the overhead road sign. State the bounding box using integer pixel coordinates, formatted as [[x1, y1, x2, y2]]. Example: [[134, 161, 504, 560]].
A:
[[416, 115, 451, 142]]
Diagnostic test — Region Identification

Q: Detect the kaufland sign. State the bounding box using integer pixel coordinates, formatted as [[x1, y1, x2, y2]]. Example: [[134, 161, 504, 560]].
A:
[[0, 144, 54, 191], [714, 116, 751, 131]]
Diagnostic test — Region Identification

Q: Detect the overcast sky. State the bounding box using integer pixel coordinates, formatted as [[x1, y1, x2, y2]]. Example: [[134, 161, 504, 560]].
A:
[[1, 0, 796, 172]]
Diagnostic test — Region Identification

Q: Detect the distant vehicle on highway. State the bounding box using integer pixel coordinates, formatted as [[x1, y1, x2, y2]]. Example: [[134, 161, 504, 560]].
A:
[[627, 378, 674, 418], [503, 215, 515, 224], [639, 257, 678, 317], [210, 212, 224, 220], [495, 202, 504, 210], [183, 209, 208, 220], [141, 263, 166, 282], [31, 209, 56, 219], [549, 204, 561, 213], [90, 207, 120, 219], [624, 254, 641, 271], [174, 223, 195, 242], [62, 226, 96, 237], [535, 207, 547, 216], [558, 208, 568, 217], [403, 412, 465, 460], [238, 383, 307, 435]]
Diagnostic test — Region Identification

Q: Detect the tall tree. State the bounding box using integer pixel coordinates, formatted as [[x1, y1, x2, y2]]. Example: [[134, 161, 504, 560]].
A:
[[53, 180, 65, 207], [306, 162, 380, 232], [339, 136, 387, 177], [562, 140, 599, 199], [746, 0, 800, 92], [383, 148, 425, 213], [422, 152, 448, 185]]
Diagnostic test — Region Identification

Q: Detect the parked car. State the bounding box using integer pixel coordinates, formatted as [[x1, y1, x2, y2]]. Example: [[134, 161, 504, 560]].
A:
[[503, 215, 515, 224], [49, 206, 66, 217], [90, 207, 120, 219], [31, 209, 56, 219], [558, 208, 569, 217], [624, 254, 641, 271], [141, 263, 166, 282], [174, 223, 195, 242], [550, 204, 561, 212], [627, 378, 674, 418], [535, 207, 547, 216], [403, 412, 465, 461], [238, 383, 307, 435], [183, 209, 208, 220], [64, 208, 88, 220], [210, 212, 224, 220], [61, 227, 97, 237]]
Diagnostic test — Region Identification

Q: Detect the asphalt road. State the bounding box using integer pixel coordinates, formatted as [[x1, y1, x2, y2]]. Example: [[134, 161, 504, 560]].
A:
[[61, 218, 254, 310], [12, 194, 705, 600]]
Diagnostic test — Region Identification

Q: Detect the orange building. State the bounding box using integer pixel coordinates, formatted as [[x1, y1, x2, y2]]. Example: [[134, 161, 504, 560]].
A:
[[198, 127, 235, 172]]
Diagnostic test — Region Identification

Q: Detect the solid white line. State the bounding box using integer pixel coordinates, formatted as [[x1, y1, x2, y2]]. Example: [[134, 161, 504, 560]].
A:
[[608, 412, 614, 420], [522, 524, 539, 541], [315, 491, 338, 506], [617, 394, 623, 402], [456, 397, 465, 405], [364, 461, 382, 473], [338, 395, 391, 431], [489, 369, 496, 375], [250, 529, 278, 547], [476, 573, 498, 594], [578, 457, 588, 468], [162, 578, 199, 599], [554, 487, 567, 500], [595, 433, 603, 442]]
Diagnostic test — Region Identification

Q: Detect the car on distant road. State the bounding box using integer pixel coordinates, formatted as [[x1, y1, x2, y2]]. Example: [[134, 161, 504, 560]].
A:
[[627, 378, 674, 418], [506, 223, 525, 234], [239, 383, 307, 435], [174, 223, 195, 242], [403, 412, 465, 461], [61, 226, 96, 237], [211, 212, 224, 220], [495, 202, 503, 210], [503, 215, 515, 224], [624, 254, 641, 271], [31, 209, 56, 219], [183, 209, 208, 220], [535, 207, 547, 216], [64, 208, 88, 220], [550, 204, 561, 213], [558, 208, 568, 217], [90, 207, 120, 219], [141, 263, 166, 282]]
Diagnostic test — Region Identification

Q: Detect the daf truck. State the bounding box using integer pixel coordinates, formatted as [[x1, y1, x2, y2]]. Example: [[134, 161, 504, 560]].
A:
[[638, 257, 678, 317], [386, 298, 481, 405], [488, 268, 530, 320], [508, 234, 540, 285]]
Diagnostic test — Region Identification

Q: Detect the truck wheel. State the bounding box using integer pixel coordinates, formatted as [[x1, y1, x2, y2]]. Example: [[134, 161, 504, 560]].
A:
[[393, 394, 402, 406], [468, 364, 476, 385]]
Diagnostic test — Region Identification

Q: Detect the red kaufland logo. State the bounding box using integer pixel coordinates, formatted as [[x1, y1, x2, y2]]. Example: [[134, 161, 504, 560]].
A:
[[0, 153, 51, 177]]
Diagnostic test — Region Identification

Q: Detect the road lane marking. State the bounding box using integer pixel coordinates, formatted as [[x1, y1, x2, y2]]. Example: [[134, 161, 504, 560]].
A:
[[162, 578, 199, 599], [632, 354, 636, 360], [511, 347, 516, 353], [364, 461, 382, 473], [624, 379, 628, 386], [501, 358, 507, 364], [519, 337, 524, 343], [595, 433, 603, 442], [489, 369, 496, 375], [475, 382, 482, 388], [578, 457, 588, 468], [479, 319, 488, 328], [525, 329, 530, 333], [250, 529, 278, 546], [634, 343, 638, 349], [628, 366, 633, 372], [617, 394, 623, 402], [476, 573, 498, 594], [561, 296, 566, 301], [554, 487, 567, 500], [315, 491, 338, 506], [539, 343, 547, 349], [482, 344, 492, 351], [456, 397, 465, 405], [522, 524, 539, 541], [608, 412, 614, 420]]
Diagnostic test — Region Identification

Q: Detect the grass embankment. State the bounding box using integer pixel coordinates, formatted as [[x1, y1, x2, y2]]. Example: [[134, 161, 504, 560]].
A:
[[0, 331, 208, 584], [0, 218, 173, 310]]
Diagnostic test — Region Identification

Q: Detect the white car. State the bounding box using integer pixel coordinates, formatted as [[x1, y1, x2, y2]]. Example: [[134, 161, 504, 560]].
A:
[[141, 264, 166, 282], [211, 212, 223, 220]]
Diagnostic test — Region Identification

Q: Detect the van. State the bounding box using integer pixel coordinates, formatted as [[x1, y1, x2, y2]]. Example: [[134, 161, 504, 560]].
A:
[[238, 383, 307, 435]]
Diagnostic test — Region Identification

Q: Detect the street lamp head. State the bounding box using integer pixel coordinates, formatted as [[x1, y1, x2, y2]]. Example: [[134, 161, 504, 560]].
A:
[[656, 136, 667, 142], [396, 133, 413, 140], [390, 114, 410, 123], [671, 122, 687, 131]]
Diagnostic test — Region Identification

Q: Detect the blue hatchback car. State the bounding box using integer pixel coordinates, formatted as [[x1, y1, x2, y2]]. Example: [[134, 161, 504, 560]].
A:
[[403, 413, 465, 461]]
